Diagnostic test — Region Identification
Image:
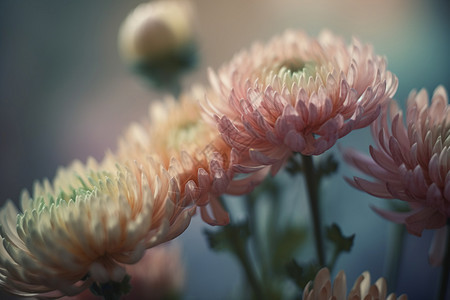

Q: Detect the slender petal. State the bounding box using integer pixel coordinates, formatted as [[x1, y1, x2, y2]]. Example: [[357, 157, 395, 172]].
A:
[[117, 86, 267, 225], [203, 30, 397, 173], [345, 86, 450, 264], [303, 267, 407, 300]]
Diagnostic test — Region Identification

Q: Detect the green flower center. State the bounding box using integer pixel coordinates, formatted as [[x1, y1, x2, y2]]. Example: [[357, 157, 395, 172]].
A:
[[167, 121, 204, 151], [57, 171, 113, 203], [278, 59, 317, 78]]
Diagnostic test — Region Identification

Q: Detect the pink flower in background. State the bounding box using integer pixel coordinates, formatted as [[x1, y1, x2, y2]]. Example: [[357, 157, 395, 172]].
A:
[[117, 86, 268, 226], [122, 244, 185, 300], [62, 244, 185, 300], [345, 86, 450, 265], [303, 268, 407, 300], [203, 30, 397, 174]]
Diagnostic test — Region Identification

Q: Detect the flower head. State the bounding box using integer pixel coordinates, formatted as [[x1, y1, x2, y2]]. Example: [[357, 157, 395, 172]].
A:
[[344, 86, 450, 237], [0, 154, 193, 298], [117, 86, 268, 226], [204, 30, 397, 173], [118, 0, 197, 88], [303, 268, 407, 300]]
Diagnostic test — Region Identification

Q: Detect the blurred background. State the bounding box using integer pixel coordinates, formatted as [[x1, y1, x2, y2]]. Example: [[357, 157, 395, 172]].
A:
[[0, 0, 449, 299]]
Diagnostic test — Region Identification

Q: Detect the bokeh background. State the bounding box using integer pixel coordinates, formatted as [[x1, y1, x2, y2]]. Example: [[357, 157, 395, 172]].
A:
[[0, 0, 449, 299]]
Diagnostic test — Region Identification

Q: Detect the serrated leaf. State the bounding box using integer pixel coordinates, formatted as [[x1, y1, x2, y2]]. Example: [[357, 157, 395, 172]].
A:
[[326, 223, 355, 252], [286, 260, 321, 290]]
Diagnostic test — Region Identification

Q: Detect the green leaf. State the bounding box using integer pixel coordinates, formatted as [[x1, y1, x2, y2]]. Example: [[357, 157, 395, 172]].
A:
[[203, 222, 250, 253], [89, 274, 131, 300], [317, 154, 339, 179], [286, 260, 321, 290], [325, 223, 355, 253], [285, 155, 303, 175]]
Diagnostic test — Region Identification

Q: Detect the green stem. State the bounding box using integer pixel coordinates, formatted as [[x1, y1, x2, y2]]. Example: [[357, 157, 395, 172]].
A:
[[246, 194, 269, 292], [384, 223, 406, 292], [328, 249, 340, 271], [103, 290, 121, 300], [438, 225, 450, 300], [222, 196, 264, 299], [301, 154, 325, 266], [234, 240, 265, 300], [89, 275, 131, 300]]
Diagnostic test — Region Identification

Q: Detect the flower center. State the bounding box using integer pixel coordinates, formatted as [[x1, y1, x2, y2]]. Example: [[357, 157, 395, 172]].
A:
[[167, 121, 205, 151], [280, 60, 317, 78], [57, 171, 113, 203], [280, 59, 306, 74]]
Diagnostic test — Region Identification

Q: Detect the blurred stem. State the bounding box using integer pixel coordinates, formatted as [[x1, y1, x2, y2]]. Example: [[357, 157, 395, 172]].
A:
[[167, 80, 182, 98], [89, 275, 131, 300], [102, 291, 121, 300], [438, 224, 450, 300], [301, 154, 325, 266], [246, 194, 269, 291], [384, 223, 406, 292], [233, 237, 265, 300], [221, 197, 265, 299], [328, 249, 340, 271]]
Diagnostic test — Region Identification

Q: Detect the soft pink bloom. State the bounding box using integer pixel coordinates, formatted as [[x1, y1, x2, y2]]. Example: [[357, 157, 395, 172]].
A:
[[62, 244, 185, 300], [203, 30, 398, 174], [117, 86, 268, 226], [344, 86, 450, 265], [303, 268, 407, 300], [345, 86, 450, 234]]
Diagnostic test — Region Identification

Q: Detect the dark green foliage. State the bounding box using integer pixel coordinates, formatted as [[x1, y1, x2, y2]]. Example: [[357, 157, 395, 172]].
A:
[[326, 223, 355, 253], [286, 260, 321, 292], [204, 221, 250, 253], [89, 275, 132, 300]]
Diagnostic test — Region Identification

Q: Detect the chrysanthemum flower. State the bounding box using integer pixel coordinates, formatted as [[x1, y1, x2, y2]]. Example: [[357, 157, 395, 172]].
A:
[[119, 0, 195, 62], [117, 86, 268, 225], [344, 86, 450, 233], [0, 154, 193, 298], [303, 268, 407, 300], [203, 30, 398, 173], [344, 86, 450, 265], [118, 0, 197, 88]]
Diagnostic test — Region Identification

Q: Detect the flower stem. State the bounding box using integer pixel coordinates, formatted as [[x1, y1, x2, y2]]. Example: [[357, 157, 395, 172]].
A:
[[384, 223, 406, 292], [89, 275, 131, 300], [438, 225, 450, 300], [301, 154, 325, 266], [234, 240, 264, 299]]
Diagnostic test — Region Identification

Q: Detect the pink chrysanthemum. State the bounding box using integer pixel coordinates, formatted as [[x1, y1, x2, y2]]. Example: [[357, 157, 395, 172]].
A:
[[303, 268, 407, 300], [203, 30, 398, 173], [117, 86, 268, 225], [345, 86, 450, 234], [0, 155, 193, 298], [344, 86, 450, 265]]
